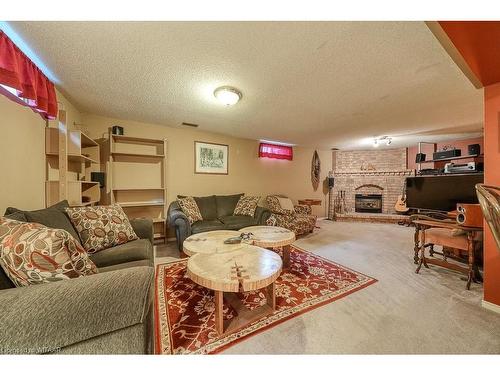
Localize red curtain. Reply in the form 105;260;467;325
259;142;293;160
0;30;57;119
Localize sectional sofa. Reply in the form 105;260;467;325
0;201;154;354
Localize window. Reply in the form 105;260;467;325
0;31;58;119
259;142;293;160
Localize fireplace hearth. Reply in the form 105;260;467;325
355;194;382;213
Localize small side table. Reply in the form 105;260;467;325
298;199;322;207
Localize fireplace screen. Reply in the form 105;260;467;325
355;194;382;213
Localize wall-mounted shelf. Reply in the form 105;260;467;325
418;154;483;164
111;152;164;159
112;134;165;144
415;172;484;178
47;152;98;164
81;133;98;148
69;154;98;164
45;179;100;208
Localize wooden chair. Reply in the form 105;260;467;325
476;184;500;252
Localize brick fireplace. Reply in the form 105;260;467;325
329;148;414;216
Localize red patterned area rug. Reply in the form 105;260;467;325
154;246;376;354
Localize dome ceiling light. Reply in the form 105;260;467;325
373;136;392;147
213;86;242;106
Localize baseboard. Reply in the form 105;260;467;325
481;299;500;314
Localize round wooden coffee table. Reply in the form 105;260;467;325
239;226;296;268
187;246;282;336
183;230;242;256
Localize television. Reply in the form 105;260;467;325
406;174;483;212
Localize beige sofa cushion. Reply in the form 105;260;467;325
277;197;294;211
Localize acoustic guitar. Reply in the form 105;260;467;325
395;180;409;213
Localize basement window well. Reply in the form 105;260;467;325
258;143;293;161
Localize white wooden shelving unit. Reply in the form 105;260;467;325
45;109;101;207
107;132;167;243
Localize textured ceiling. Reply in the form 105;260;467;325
9;21;483;149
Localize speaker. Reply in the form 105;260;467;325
112;126;124;135
468;144;480;156
415;153;426;163
433;149;461;160
327;177;335;189
91;172;106;189
456;203;483;228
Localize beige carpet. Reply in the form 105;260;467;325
155;220;500;354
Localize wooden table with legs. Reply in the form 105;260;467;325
186;246;282;336
412;219;483;289
239;226;296;268
298;199;322;207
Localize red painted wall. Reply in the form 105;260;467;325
484;83;500;306
439;21;500;87
407;137;484;170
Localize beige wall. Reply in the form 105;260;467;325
0;92;331;217
82;114;332;217
0;89;82;214
0;94;45;213
48;89;83;133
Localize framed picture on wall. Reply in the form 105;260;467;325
194;141;229;175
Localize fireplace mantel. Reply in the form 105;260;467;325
334;170;414;176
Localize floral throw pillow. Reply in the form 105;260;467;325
178;197;203;224
234;196;260;217
65;205;138;254
0;218;97;287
